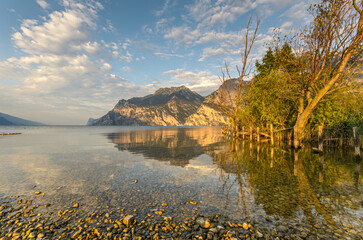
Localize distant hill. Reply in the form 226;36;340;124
0;113;44;126
89;79;242;126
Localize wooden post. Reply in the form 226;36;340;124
353;127;360;159
257;127;260;142
318;126;323;152
270;124;274;145
249;141;252;157
250;126;253;140
242;126;245;140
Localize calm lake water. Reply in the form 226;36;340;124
0;126;362;238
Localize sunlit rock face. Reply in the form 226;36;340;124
185;78;243;126
90;80;243;126
91;85;227;126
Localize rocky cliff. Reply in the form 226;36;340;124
91;86;206;126
90;80;241;126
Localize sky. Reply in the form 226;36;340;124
0;0;315;125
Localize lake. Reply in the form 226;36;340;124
0;126;362;239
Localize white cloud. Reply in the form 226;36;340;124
185;0;253;28
198;47;240;62
163;68;220;94
12;7;97;55
281;1;310;20
163;0;299;48
36;0;50;9
120;51;133;62
153;52;184;58
142;25;153;34
164;26;201;46
0;0;145;124
122;66;132;72
102;19;115;32
155;18;168;33
155;0;170;17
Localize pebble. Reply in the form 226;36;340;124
123;215;135;227
256;230;263;238
0;196;353;240
196;217;211;228
242;222;249;230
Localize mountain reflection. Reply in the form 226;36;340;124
107;127;223;167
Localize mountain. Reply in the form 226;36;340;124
90;80;242;126
185;78;241;126
0;113;44;126
91;86;205;126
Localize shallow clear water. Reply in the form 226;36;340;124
0;126;362;237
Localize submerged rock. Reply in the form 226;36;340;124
196;217;211;228
123;215;135;227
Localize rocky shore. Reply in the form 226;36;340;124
1;194;360;240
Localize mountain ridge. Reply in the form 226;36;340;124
0;112;44;126
89;80;240;126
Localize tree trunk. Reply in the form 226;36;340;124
292;41;356;148
293;102;316;148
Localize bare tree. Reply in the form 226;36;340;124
217;17;260;136
291;0;362;148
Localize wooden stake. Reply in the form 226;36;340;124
257;127;260;142
270;124;274;145
250;126;253;140
318;126;323;152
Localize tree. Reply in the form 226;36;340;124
291;0;362;148
247;43;300;130
217;17;260;136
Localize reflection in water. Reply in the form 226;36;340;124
107;127;223;167
0;126;362;238
217;139;362;238
355;156;361;190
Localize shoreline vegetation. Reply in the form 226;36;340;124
217;0;362;148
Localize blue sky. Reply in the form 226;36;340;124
0;0;314;125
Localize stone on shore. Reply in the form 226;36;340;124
196;217;211;228
123;214;135;227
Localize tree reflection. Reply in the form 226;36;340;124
217;139;362;228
